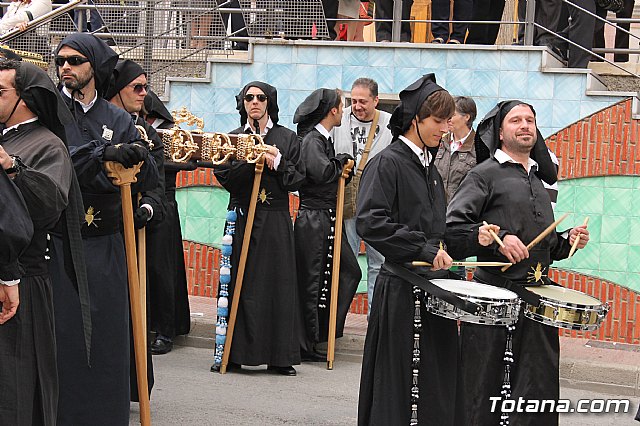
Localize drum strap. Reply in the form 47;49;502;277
384;262;483;315
474;268;542;306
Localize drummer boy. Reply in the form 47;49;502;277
446;100;589;426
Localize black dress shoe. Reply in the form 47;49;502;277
267;366;297;376
301;350;326;362
210;362;240;373
151;338;173;355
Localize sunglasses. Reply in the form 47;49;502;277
54;56;90;67
128;83;149;94
244;94;267;102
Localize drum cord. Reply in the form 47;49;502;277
500;324;516;426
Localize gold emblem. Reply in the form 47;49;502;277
258;188;271;204
527;262;546;283
85;206;102;227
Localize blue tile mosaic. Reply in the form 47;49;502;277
394;49;423;68
527;73;554;100
215;63;242;88
266;44;293;63
474;97;499;121
499;71;528;99
527;51;542;71
553;75;584;102
420;49;447;70
267;63;295;89
394;68;422;91
241;62;267;84
342;47;369;66
292;46;318;64
275;89;290;113
446;68;473;97
190;87;215;113
472;50;501;70
342;66;369;89
552;100;581;129
167;84;191;110
446;49;469;69
472;70;500;98
367;67;394;94
289;90;312;113
215;113;240;133
368;47;395;67
252;44;267;63
529;99;554;131
213;88;240;114
316;65;343;89
291;64;318;90
500;51;529;71
317;46;344;65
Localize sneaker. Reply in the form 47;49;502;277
431;37;445;44
447;39;461;44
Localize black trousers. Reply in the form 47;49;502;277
431;0;473;42
517;0;562;46
375;0;414;42
466;0;504;45
219;0;248;48
593;0;634;62
322;0;339;39
559;0;596;68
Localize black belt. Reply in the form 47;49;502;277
384;261;483;316
474;267;543;307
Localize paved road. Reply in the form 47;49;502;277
130;346;638;425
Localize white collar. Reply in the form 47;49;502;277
62;86;98;113
315;123;331;140
494;148;538;174
2;117;38;135
244;116;273;137
453;128;473;145
399;135;430;167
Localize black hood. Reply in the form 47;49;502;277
389;73;444;139
235;81;279;126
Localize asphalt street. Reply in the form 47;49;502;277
129;346;639;425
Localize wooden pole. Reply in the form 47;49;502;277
105;161;151;426
137;194;147;350
500;213;568;272
220;157;265;374
327;160;354;370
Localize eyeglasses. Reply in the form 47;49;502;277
244;94;267;103
0;88;16;97
128;83;149;94
54;56;90;67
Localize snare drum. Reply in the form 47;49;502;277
523;285;609;331
425;279;520;326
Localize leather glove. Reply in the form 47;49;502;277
134;206;151;229
103;143;149;168
335;153;356;183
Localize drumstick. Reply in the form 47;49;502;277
501;213;569;272
411;261;512;267
482;221;505;249
568;217;589;259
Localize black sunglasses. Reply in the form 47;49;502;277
128;83;149;94
244;94;267;102
54;56;90;67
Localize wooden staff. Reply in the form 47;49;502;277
327;160;354;370
220;156;266;374
568;217;589;259
105;161;151;426
411;261;512;267
501;213;568;272
137;194;148;350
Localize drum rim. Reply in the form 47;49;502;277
525;285;604;309
430;278;519;302
523;309;603;331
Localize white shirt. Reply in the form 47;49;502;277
399;135;431;167
62;86;98;113
450;128;473;153
494;149;538;175
3;116;38;135
314;123;331;140
245;117;281;169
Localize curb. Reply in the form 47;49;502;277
177;319;640;396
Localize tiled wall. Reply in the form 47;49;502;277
166;41;627;139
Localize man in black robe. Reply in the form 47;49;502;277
142;90;192;355
293;88;361;362
446;100;589;426
0;60;87;426
356;74;457;426
50;33;158;426
211;81;304;375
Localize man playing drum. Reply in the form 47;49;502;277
356;74;457;426
446;100;589;425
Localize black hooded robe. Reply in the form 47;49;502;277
213;123;304;367
355;140;458;426
446;158;572;426
0;123;70;426
295;128;361;353
50;98;158;426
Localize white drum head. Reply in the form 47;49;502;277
526;285;602;306
430;279;518;300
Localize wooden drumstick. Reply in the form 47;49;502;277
412;261;512;267
568;217;589;259
482;221;505;249
501;213;569;272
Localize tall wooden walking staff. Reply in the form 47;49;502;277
220;156;266;374
137;194;147;349
327;159;354;370
105;161;151;426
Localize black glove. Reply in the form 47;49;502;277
335;153;356;183
103;143;149;168
134;206;151;229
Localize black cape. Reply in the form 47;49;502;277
355;140;458;426
213;124;304;366
446;157;572;426
295;128;361;351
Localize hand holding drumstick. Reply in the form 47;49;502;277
568;217;590;258
479;221;529;264
479;221;505;248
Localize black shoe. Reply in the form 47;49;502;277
210;362;240;373
267;365;297;376
301;350;325;362
151;338;173;355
